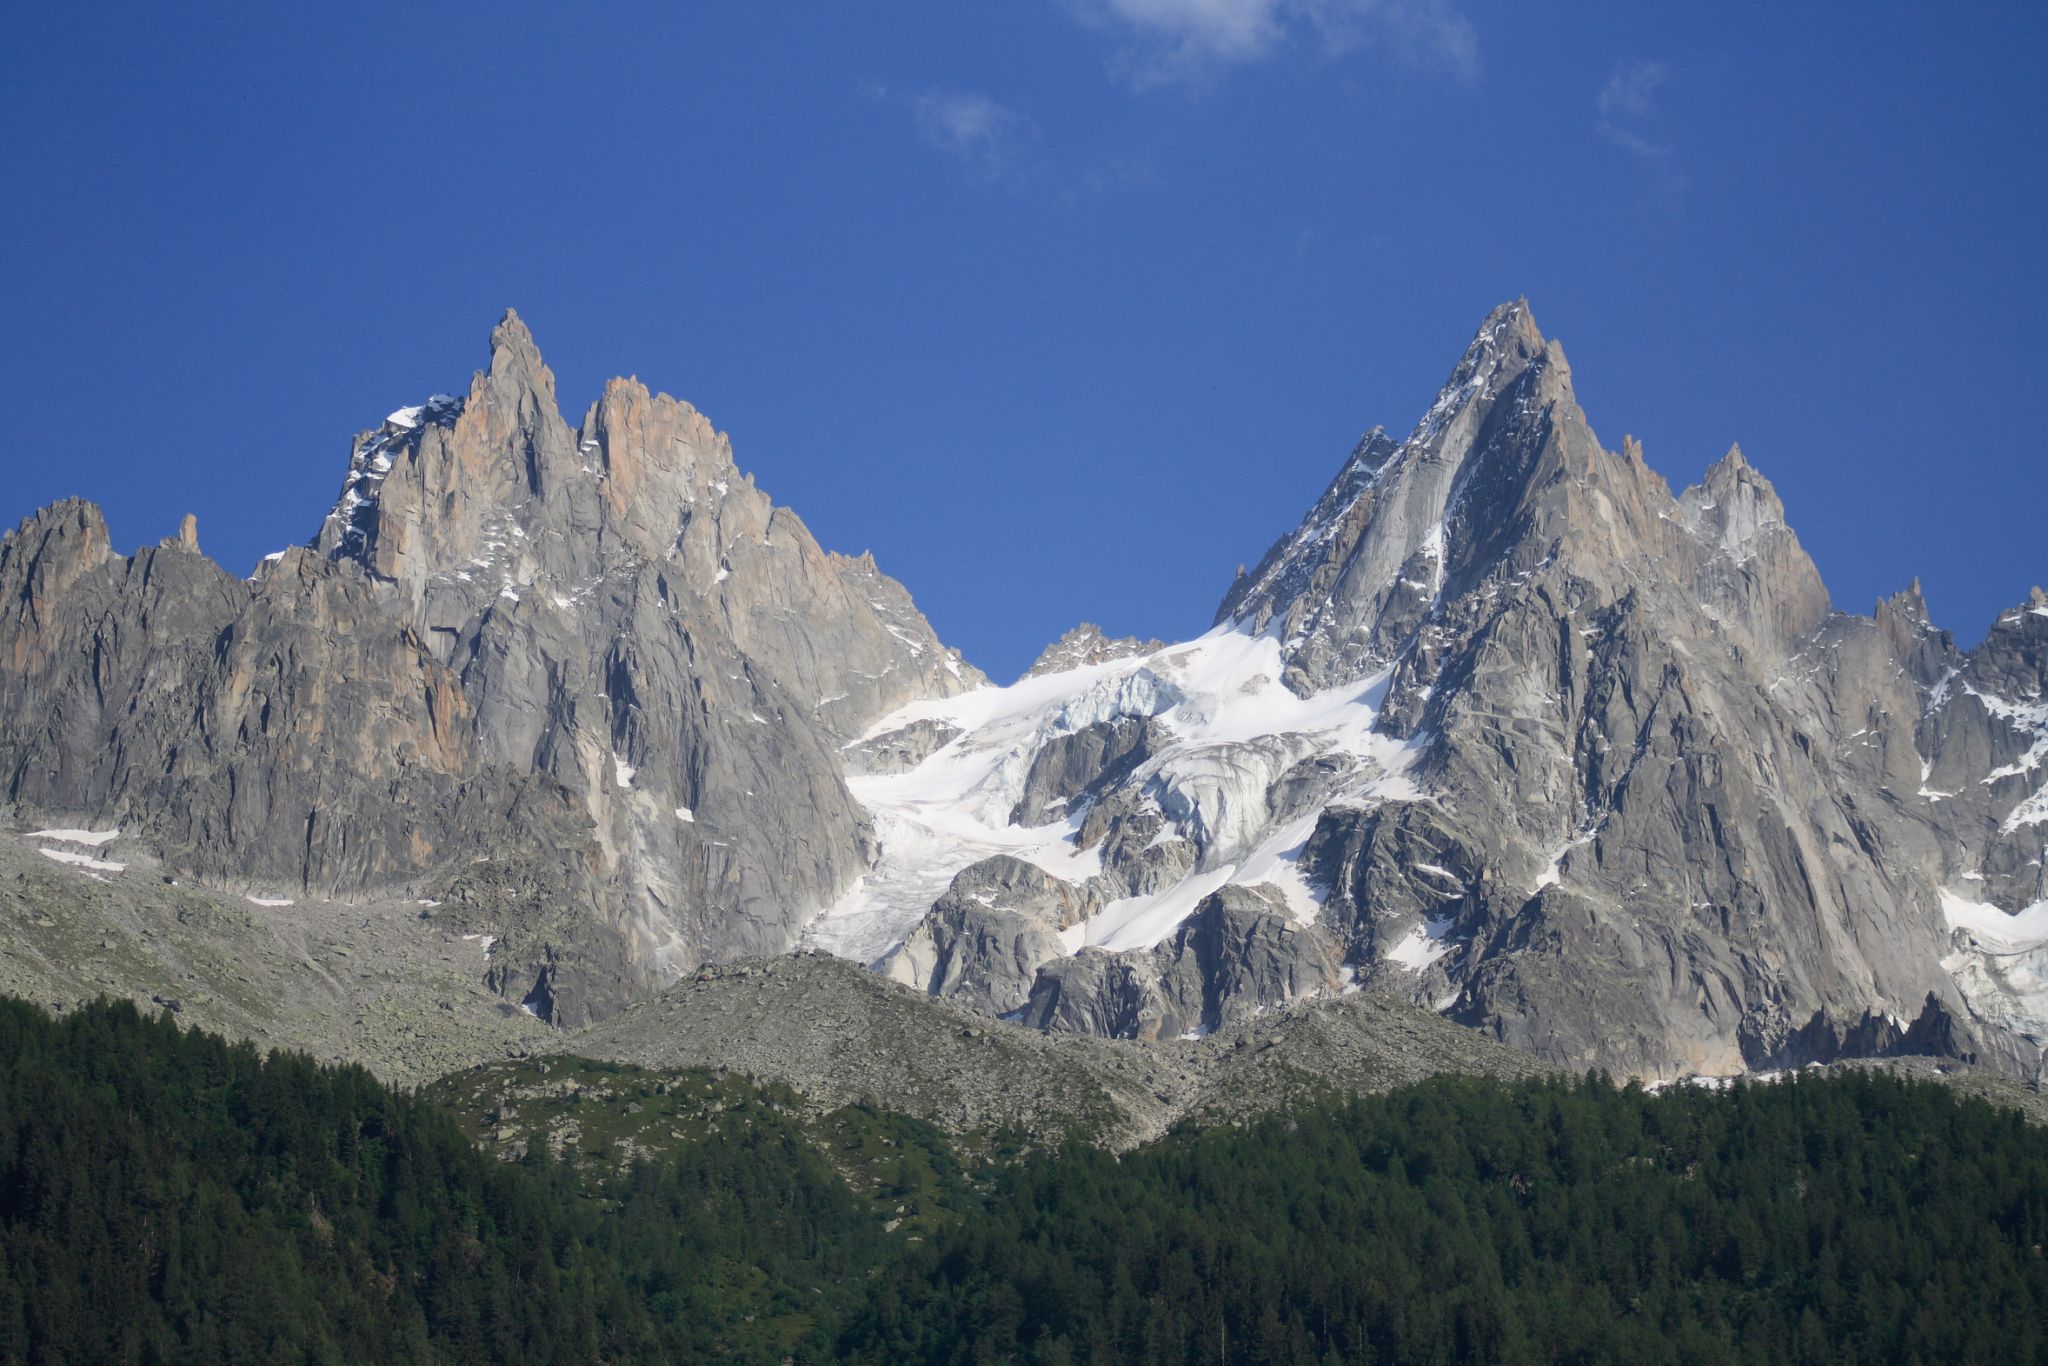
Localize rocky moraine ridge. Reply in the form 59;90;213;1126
2;303;2042;1088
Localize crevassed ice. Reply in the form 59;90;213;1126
1940;890;2048;1041
806;623;1429;964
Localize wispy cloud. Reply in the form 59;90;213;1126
865;84;1041;186
1596;59;1682;190
1597;58;1666;122
1067;0;1478;88
911;91;1038;182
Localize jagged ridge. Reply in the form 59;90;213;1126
0;312;980;1025
833;301;2047;1084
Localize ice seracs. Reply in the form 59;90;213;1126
805;621;1429;976
1940;890;2048;1042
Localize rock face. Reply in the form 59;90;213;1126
0;312;979;1025
826;301;2047;1082
1021;885;1344;1041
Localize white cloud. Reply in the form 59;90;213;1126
1596;58;1681;189
1093;0;1287;63
912;91;1037;182
1068;0;1478;87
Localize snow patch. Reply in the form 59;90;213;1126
1086;864;1239;953
1532;821;1602;894
1941;890;2048;947
26;829;119;846
39;847;124;873
1384;915;1457;971
1410;862;1464;889
246;896;295;908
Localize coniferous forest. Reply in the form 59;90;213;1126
2;996;2045;1364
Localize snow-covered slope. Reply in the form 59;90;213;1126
805;624;1425;970
1941;890;2048;1041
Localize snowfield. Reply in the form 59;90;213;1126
805;624;1428;966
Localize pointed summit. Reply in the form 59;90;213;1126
1680;444;1790;559
1881;577;1930;626
1875;577;1949;669
488;307;542;374
1474;296;1540;356
1215;299;1588;689
480;306;561;422
1405;299;1552;447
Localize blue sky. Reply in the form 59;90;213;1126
3;2;2042;680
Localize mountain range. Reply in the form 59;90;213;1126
3;301;2042;1089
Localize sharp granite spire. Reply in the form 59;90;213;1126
833;299;2047;1081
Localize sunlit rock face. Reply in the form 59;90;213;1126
0;311;977;1025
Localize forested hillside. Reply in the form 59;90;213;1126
2;998;2044;1364
844;1074;2048;1363
0;998;877;1362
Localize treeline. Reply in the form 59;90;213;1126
2;997;2045;1364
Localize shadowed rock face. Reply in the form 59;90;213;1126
854;300;2047;1082
1021;885;1344;1042
0;312;979;1025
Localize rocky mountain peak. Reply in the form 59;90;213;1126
1211;300;1598;692
1884;577;1930;624
1;500;113;659
829;297;2045;1086
490;305;537;356
1677;444;1790;557
0;312;993;1023
1428;298;1546;413
1875;578;1945;668
1025;623;1166;679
